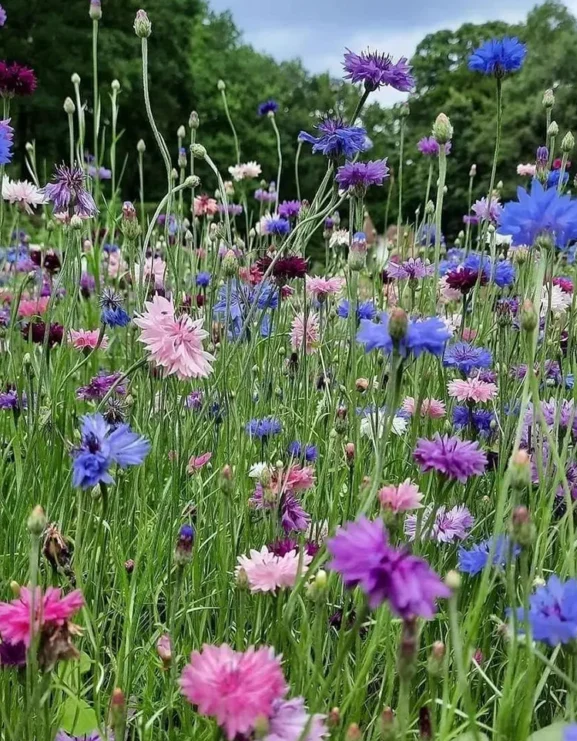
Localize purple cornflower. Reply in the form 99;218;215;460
71;413;150;489
42;164;98;218
471;196;502;223
458;536;520;576
343;49;414;92
468;37;526;77
335;160;389;193
80;272;96;298
218;203;243;216
414;434;488;483
0;6;6;26
405;505;474;543
249;484;310;533
88;165;112;180
516;576;577;646
0;118;13;165
357;312;450;359
0;639;26;667
299;117;371;158
444;342;492;375
254;188;276;203
277;200;301;220
0;389;26;411
327;516;450;617
258;99;279;116
186;390;204;410
417;137;451;156
56;732;106;741
245;417;282;439
268;538;319;558
386;258;433;280
76;372;126;402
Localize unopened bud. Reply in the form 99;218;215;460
110;688;126;738
253;716;269;739
71;73;81;86
469;163;477;177
89;0;102;21
399;103;410;118
445;570;461;590
219;464;234;495
222;249;238;278
70;215;83;231
124;559;134;574
380;708;396;741
389;307;408;344
355;377;369;392
345;442;355;464
177;125;186;139
28;505;46;536
521;299;538;332
542;89;555;109
189;111;200;129
511;505;535;547
111;79;121;93
10;581;21;597
137;139;146;154
156;634;172;668
63;97;76;115
427;640;445;677
174;524;195;566
191;143;207;159
562;131;575;153
425;200;434;216
509;449;531;491
134;9;152;38
184;175;200;189
328;708;341;728
432;113;453;145
345;723;362;741
548;121;559;138
217;79;226;91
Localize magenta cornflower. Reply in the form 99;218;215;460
0;587;84;647
414;434;488;483
0;61;37;97
327;516;450;616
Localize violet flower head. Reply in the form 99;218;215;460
471;196;502;223
0;118;13;165
335;159;389;193
386;258;434;280
343;49;415;92
0;6;6;26
299;117;371;158
277;200;301;220
327;516;450;617
404;504;474;543
258;99;279;116
417;137;451;156
42;164;98;218
414;434;487;483
0;389;27;411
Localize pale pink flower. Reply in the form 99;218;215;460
382;282;398;307
228;161;262;181
68;328;108;351
0;587;84;647
462;327;477;341
378;479;424;513
402;396;446;419
438;276;461;303
305;276;345;300
187;451;212;473
135;256;166;289
194;194;218;217
290;312;319;354
134;294;215;380
448;378;498;403
2;176;47;214
180;644;287;740
235;546;312;593
517;163;536;177
18;296;49;317
265;697;328;741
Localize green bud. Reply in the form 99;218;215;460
184;175;200;188
71;73;81;86
63;97;76;115
217;79;226;91
542;88;555;109
510;505;536;547
509;449;531;491
388;307;408;344
28;505;46;536
133;9;152;38
190;143;207;159
445;570;461;590
137;139;146;154
89;0;102;21
189;111;200;129
521;299;538;332
562;131;575;153
432;113;453;144
222;249;238;278
548;121;559;137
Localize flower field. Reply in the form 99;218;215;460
1;4;577;741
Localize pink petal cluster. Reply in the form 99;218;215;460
18;296;50;317
236;546;313;593
187;451;212;473
448;378;498;403
134;294;215;380
68;328;108;351
517;163;536;177
228;161;262;181
2;177;47;214
194;194;219;217
305;276;345;299
180;644;287;739
402;396;446;419
0;587;84;647
378;479;424;513
290;312;319;354
135;256;166;289
274;464;316;494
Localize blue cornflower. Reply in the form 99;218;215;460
262;216;291;237
565;725;577;741
453;406;495;437
258;99;279;116
213;281;277;340
0;119;14;165
299;116;371;158
468;37;527;77
287;441;318;462
516;576;577;646
498;180;577;249
492;259;516;288
337;299;377;321
245;417;283;439
357;312;451;359
418;223;444;246
458;536;520;575
546;169;569;190
196;271;211;288
444;343;492;375
463;252;491;280
99;288;130;328
71;413;150;489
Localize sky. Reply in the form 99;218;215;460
209;0;577;106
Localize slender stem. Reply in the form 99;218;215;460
350;88;370;125
220;87;240;164
270;114;283;210
295;141;302;202
433;147;447;282
487;77;502;204
92;19;100;207
67;112;75;168
396;115;406;254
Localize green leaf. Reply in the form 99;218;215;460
60;696;99;735
454;734;490;741
528;723;571;741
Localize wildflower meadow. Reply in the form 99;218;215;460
2;3;577;741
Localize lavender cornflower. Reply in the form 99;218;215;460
357;312;450;359
405;505;474;543
414;434;488;483
0;118;13;165
458;536;520;576
245;417;282;440
42;164;98;218
71;413;150;489
56;732;106;741
516;576;577;646
468;37;527;77
218;203;243;216
0;5;6;26
258;99;279;116
278;200;301;220
386;258;433;280
249;484;310;533
186;390;204;410
0;389;26;411
417;137;451;156
80;272;96;298
99;288;130;328
254;188;276;203
444;342;492;375
299;117;371;158
76;372;126;402
337;299;377;321
343;49;414;92
327;516;450;617
471;196;502;223
335;160;389;194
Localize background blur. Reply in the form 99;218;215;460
2;0;577;236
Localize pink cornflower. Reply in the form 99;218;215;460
462;327;477;341
180;644;287;740
438;277;462;303
194;194;219;217
187;451;212;473
18;296;49;317
68;328;108;351
134;294;215;380
135;256;166;289
305;276;345;301
402;397;446;419
448;378;497;403
235;546;312;593
378;479;423;513
274;464;316;494
2;177;47;214
290;312;319;354
517;163;536;177
0;586;84;647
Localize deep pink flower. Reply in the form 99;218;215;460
0;587;84;647
68;328;108;351
378;479;423;513
194;194;219;217
275;465;316;493
18;296;49;317
290;312;319;354
236;546;313;593
180;644;287;739
187;451;212;473
448;378;497;403
305;276;345;300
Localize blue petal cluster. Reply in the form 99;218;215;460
357;312;451;359
337;299;377;321
515;576;577;646
468;37;526;76
245;417;283;439
443;342;493;375
258;99;279;116
287;441;318;462
299;117;371;158
0;119;14;165
458;536;520;575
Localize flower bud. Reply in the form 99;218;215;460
156;634;172;668
217;79;226;91
328;708;340;729
134;9;152;38
111;79;121;93
542;88;555;109
380;708;396;741
137;139;146;154
110;688;126;737
445;570;461;590
344;442;355;465
432;113;453;144
389;307;408;345
222;249;239;278
562;131;575;153
536;146;549;166
124;559;134;574
427;640;445;677
400;103;410;118
191;143;207;159
469;163;477;177
345;723;362;741
253;716;269;739
521;299;538;332
184;175;200;188
63;97;76;115
28;505;46;536
219;464;234;496
508;449;531;491
511;505;536;547
425;200;434;216
548;121;559;138
89;0;102;21
70;215;84;231
397;617;418;680
10;581;20;597
189;110;200;129
174;524;195;567
71;73;81;85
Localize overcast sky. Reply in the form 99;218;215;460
209;0;577;106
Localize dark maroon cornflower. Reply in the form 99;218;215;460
0;61;37;97
267;538;319;558
22;321;63;346
0;640;26;668
343;49;414;92
445;266;488;294
76;372;126;401
42;164;98;218
256;255;309;283
42;251;61;274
